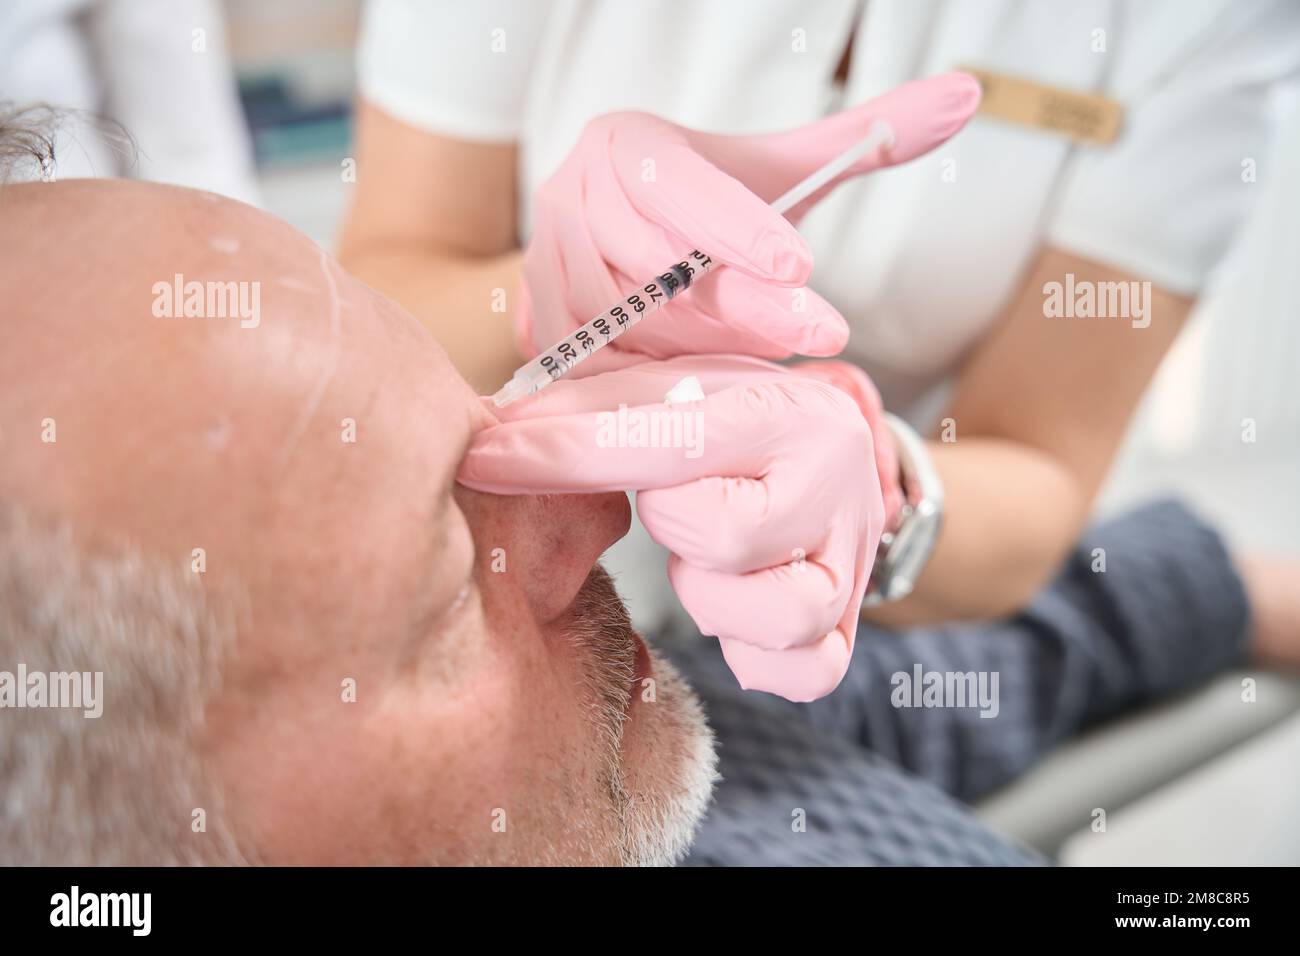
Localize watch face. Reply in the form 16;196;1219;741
883;504;942;599
907;511;943;577
867;414;943;605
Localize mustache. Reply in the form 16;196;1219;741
559;562;720;866
561;564;638;788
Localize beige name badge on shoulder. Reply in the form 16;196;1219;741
958;66;1123;146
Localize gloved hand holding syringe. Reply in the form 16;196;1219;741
492;122;896;408
469;73;982;700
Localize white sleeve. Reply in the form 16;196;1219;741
1046;0;1300;295
356;0;549;143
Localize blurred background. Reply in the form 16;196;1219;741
3;0;1297;864
225;0;358;242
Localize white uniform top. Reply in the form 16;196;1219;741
357;0;1300;633
359;0;1300;427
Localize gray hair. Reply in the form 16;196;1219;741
0;104;57;180
0;103;134;182
0;505;246;864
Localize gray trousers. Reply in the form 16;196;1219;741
666;500;1251;866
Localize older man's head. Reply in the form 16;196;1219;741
0;176;715;865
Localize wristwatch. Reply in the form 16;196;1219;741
863;413;945;605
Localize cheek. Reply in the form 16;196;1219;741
443;599;595;773
356;634;605;863
212;577;611;863
211;649;594;865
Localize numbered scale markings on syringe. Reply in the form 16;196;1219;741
491;121;895;408
538;251;713;378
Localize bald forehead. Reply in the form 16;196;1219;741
0;179;480;565
1;180;339;468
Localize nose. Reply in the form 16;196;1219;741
455;487;632;622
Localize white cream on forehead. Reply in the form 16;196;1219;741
663;376;705;405
210;236;240;254
274;248;344;470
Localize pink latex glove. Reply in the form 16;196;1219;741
458;355;885;702
790;359;904;531
517;72;982;371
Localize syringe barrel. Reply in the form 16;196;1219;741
493;123;897;409
531;249;716;384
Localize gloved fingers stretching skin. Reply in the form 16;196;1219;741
458;356;884;701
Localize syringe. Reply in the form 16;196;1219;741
491;121;896;407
